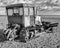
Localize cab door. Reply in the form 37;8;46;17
24;7;35;27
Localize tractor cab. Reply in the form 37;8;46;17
6;3;37;27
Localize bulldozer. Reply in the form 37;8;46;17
4;3;44;42
0;3;58;42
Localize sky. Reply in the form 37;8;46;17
0;0;60;7
0;0;60;4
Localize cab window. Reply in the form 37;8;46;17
29;7;34;15
8;9;13;16
19;8;23;15
24;7;29;15
14;8;19;13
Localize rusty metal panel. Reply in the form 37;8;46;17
8;16;23;24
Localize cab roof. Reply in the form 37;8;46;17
6;3;35;8
6;3;23;8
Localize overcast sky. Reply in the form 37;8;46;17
0;0;60;6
